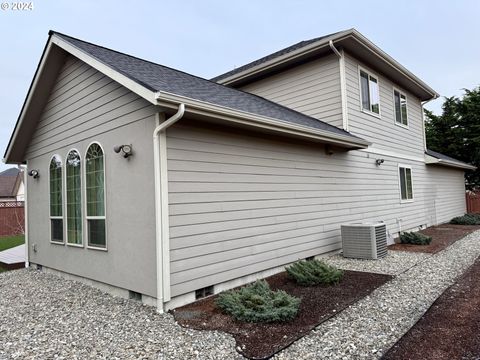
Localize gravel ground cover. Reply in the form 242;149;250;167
0;270;240;360
323;250;429;275
274;230;480;360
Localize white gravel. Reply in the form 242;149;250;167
323;250;430;275
0;270;239;360
1;231;479;360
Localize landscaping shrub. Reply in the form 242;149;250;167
399;231;432;245
216;280;300;323
450;213;480;225
286;259;343;286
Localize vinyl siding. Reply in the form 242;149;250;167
239;54;343;128
25;55;159;297
344;52;426;158
167;122;466;297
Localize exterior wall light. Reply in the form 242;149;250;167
375;159;385;166
28;169;40;179
113;144;133;158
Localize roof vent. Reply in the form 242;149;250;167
341;222;387;260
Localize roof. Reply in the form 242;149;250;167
211;31;341;82
425;149;476;170
212;29;439;101
53;32;359;139
3;31;370;164
0;168;21;198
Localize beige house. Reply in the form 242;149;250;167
4;29;474;311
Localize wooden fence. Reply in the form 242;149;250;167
466;192;480;214
0;201;25;237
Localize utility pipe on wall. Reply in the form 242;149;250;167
153;103;185;313
329;40;349;131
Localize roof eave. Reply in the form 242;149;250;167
155;91;370;149
425;154;476;170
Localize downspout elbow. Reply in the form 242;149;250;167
154;103;185;138
329;40;342;58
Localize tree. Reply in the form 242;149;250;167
425;87;480;189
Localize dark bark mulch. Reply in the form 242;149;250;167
383;257;480;360
388;224;480;254
173;270;392;359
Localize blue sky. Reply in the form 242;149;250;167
1;0;479;171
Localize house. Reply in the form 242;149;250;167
3;29;475;311
0;168;24;202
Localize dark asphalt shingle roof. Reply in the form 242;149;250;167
211;31;342;82
53;32;363;142
425;149;473;168
0;168;20;198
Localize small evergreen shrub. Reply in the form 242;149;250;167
286;259;343;286
450;213;480;225
215;280;300;323
399;231;432;245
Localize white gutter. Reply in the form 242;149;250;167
153;103;185;313
329;41;349;131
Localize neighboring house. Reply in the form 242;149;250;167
3;29;475;311
0;168;24;202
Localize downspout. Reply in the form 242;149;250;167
153;103;185;313
329;40;349;131
421;95;439;151
23;163;29;268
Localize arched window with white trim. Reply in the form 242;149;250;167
49;155;63;243
85;143;106;248
66;149;82;245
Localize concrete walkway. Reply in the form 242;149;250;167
0;244;25;266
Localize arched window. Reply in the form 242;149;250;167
66;150;82;245
85;143;106;248
49;155;63;243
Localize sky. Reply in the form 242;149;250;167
1;0;479;171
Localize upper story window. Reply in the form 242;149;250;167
49;155;63;243
399;165;413;202
85;143;106;249
394;89;408;126
359;69;380;115
66;149;82;246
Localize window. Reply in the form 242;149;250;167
66;150;82;245
394;89;408;126
360;69;380;114
85;143;106;248
49;155;63;243
399;166;413;201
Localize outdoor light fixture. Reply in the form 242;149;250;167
28;169;39;179
375;159;385;166
113;144;133;158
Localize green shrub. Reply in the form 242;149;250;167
450;213;480;225
286;259;343;286
399;231;432;245
216;280;300;323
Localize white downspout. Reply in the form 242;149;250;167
23;163;29;268
329;40;349;131
153;103;185;313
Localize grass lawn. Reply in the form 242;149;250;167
0;234;25;252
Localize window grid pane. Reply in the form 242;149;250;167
86;144;106;247
49;156;62;217
66;150;82;244
51;219;63;242
369;76;380;114
400;94;408;125
394;90;402;123
399;167;407;200
406;168;413;199
360;71;370;110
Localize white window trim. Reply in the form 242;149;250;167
65;148;84;248
48;154;65;245
358;65;381;118
84;141;108;251
393;87;409;129
398;163;414;203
